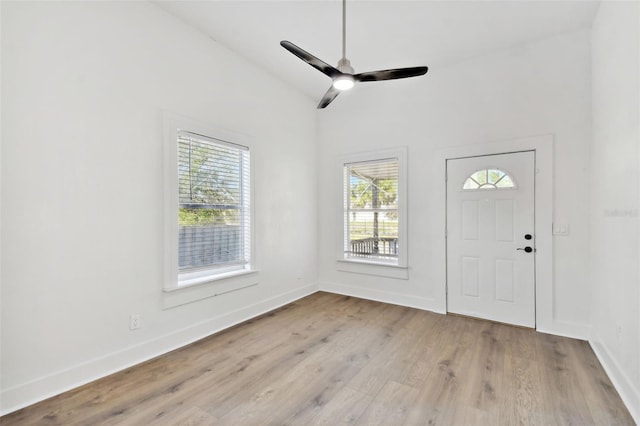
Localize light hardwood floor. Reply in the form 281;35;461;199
2;292;634;425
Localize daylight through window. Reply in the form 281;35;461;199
177;131;250;283
344;159;399;263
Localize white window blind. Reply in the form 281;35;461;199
177;130;250;281
344;158;399;263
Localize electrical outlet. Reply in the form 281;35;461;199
129;314;141;330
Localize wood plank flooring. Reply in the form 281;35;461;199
2;292;634;425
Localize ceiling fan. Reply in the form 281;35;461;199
280;0;428;109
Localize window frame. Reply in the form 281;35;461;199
164;113;255;292
338;147;408;276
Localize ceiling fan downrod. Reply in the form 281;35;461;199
342;0;347;61
334;0;354;89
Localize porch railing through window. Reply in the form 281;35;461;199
348;237;398;258
179;225;242;269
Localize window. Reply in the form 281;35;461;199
463;168;516;190
341;147;407;271
164;114;252;291
178;131;250;283
344;159;399;263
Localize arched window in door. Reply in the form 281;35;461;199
463;168;516;190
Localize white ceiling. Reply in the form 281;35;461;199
154;0;600;102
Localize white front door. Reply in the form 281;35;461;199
446;151;535;327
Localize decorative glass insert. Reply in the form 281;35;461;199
463;168;516;190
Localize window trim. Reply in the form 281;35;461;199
163;112;255;293
339;147;408;273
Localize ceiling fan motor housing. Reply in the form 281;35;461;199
337;58;354;74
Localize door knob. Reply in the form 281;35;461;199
517;246;533;253
524;234;532;240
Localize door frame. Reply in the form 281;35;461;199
433;134;553;333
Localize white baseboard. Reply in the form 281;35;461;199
319;282;591;342
537;319;590;341
0;283;319;416
589;339;640;424
319;281;444;314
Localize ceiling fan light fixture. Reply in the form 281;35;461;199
333;75;355;91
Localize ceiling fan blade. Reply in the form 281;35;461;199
317;85;340;109
280;41;341;79
354;66;428;82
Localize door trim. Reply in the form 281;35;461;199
432;134;553;333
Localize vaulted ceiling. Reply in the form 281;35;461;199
155;1;600;102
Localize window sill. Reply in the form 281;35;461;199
168;268;257;292
337;259;409;280
163;269;259;309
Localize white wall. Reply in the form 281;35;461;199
317;29;592;338
0;1;318;413
590;1;640;421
